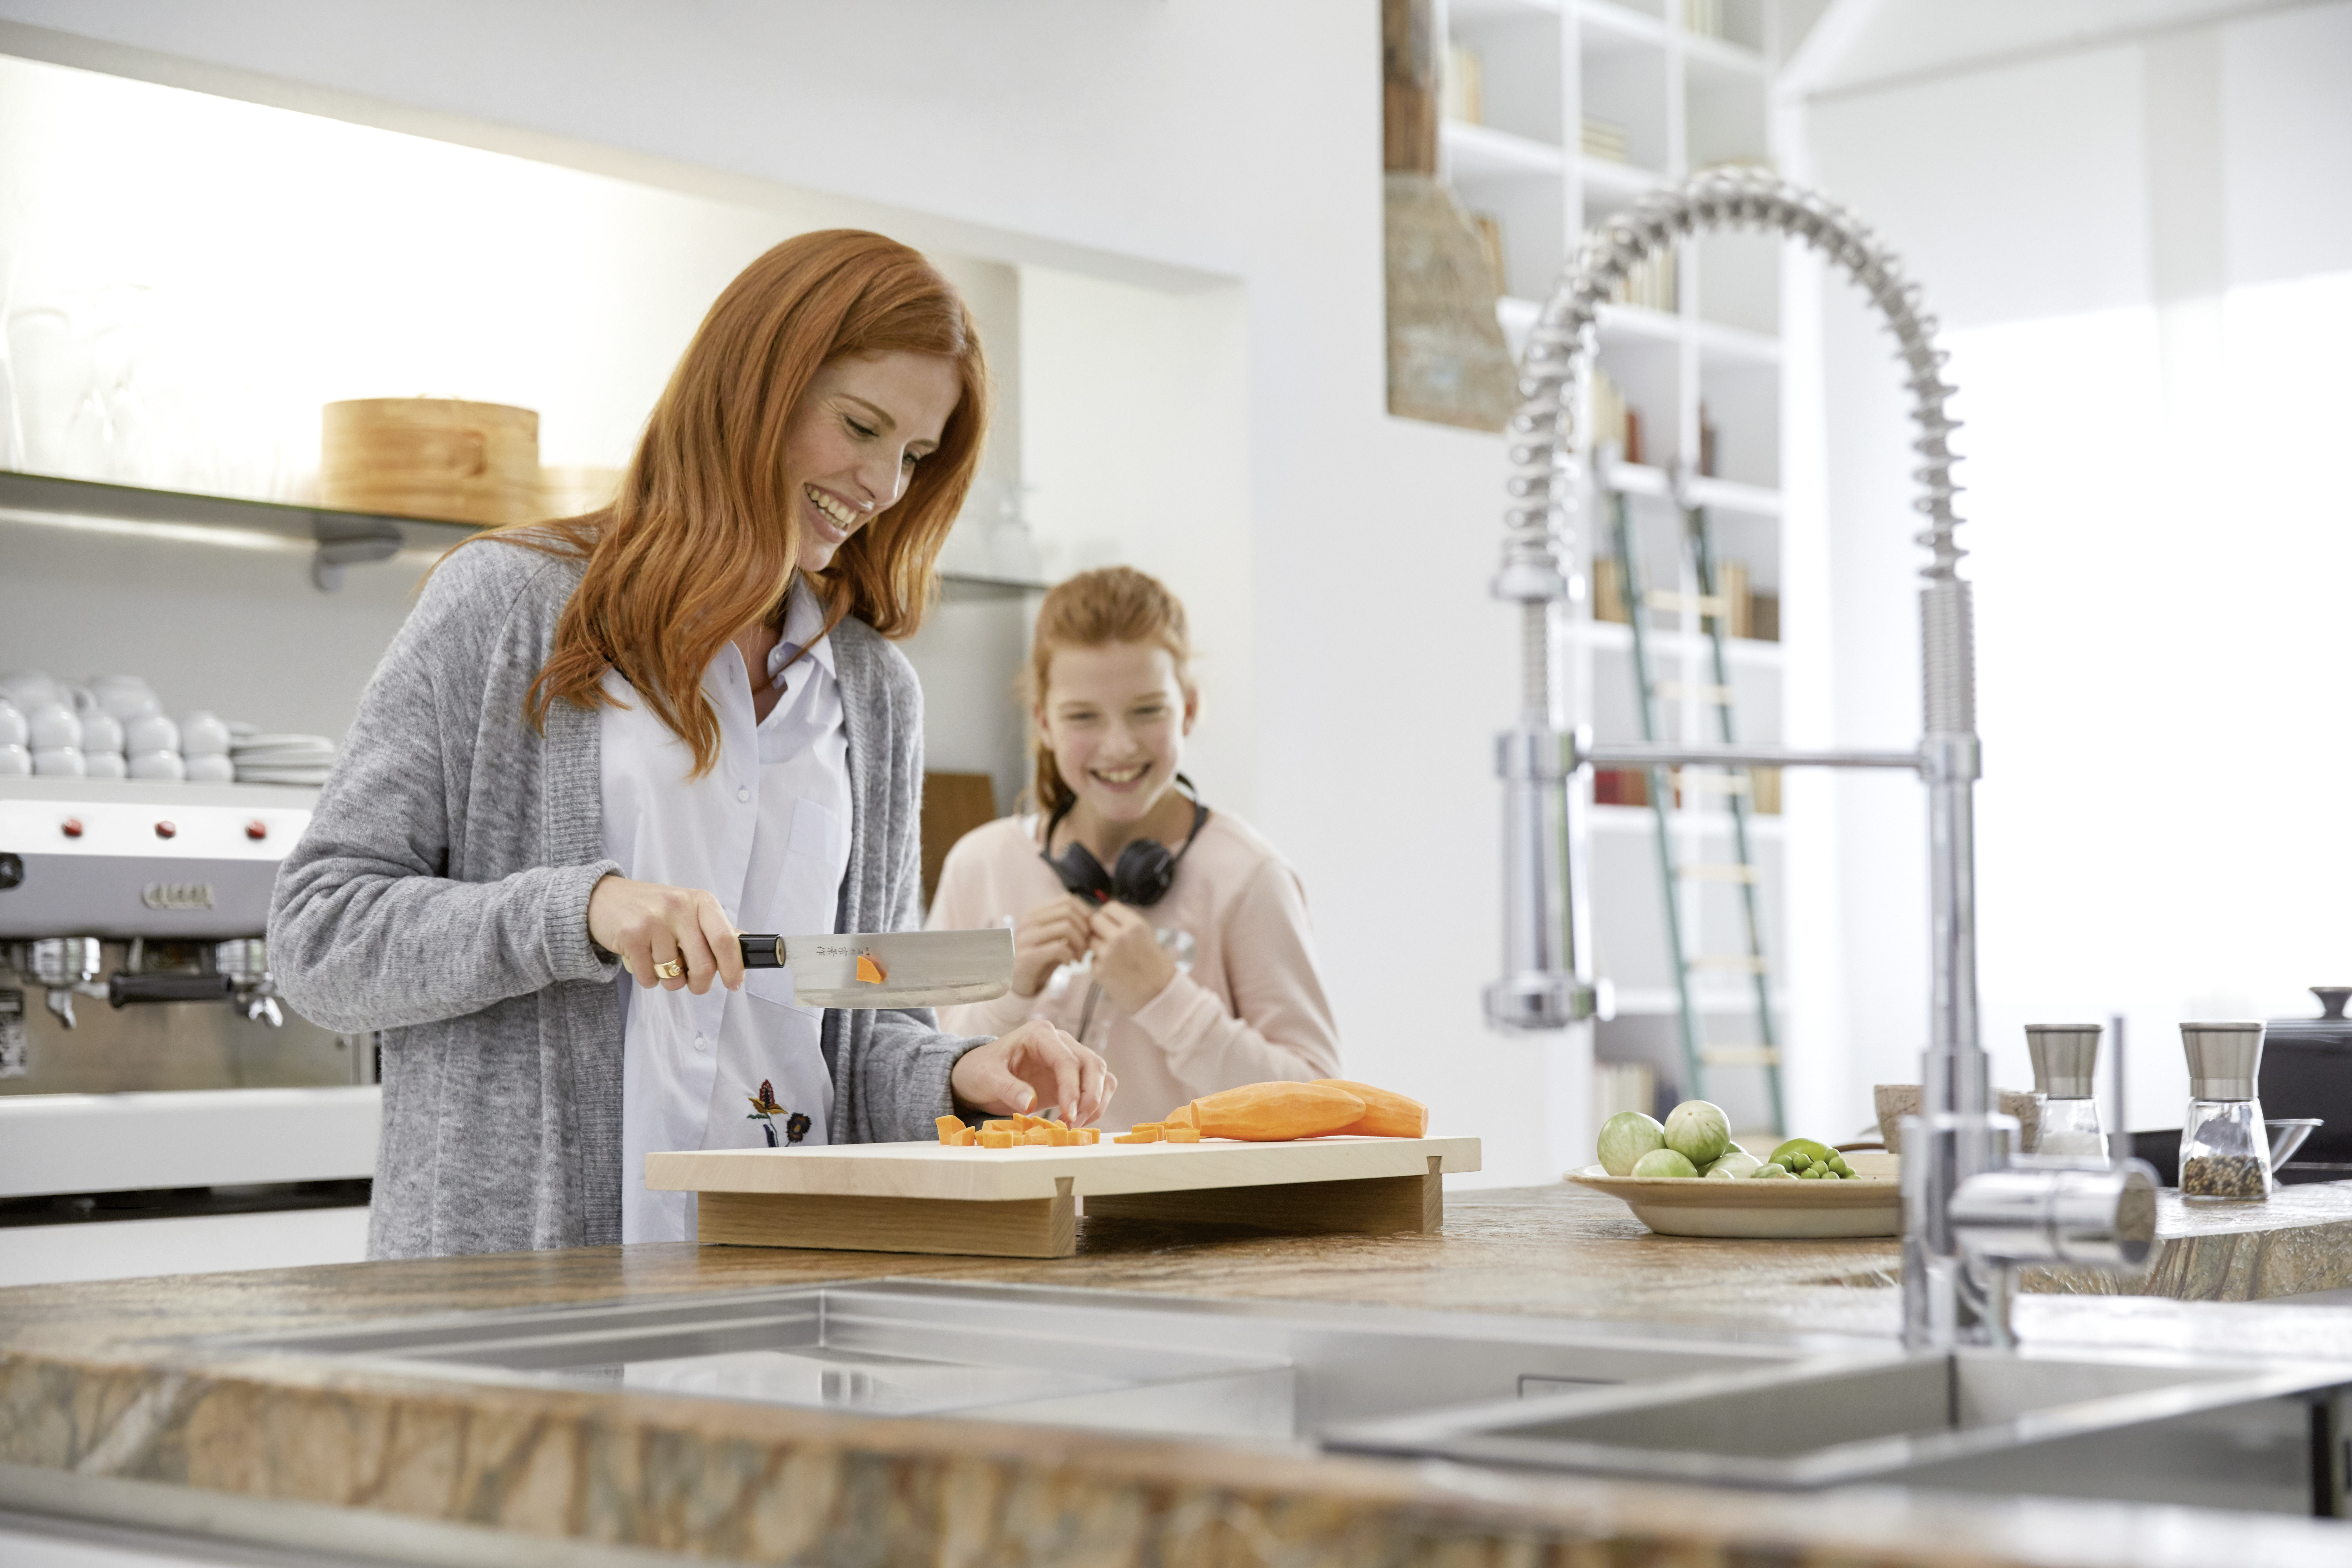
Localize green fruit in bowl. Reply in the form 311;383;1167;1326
1663;1100;1731;1165
1597;1111;1667;1176
1768;1137;1834;1168
1748;1162;1794;1179
1630;1148;1700;1179
1702;1150;1761;1180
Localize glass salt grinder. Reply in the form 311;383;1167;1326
2179;1021;2271;1202
2025;1024;2107;1158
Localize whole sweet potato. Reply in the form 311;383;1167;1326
1190;1082;1366;1141
1315;1079;1428;1138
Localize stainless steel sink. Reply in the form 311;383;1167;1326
210;1278;1840;1444
1327;1346;2352;1515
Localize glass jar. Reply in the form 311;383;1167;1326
2025;1023;2107;1160
2180;1097;2271;1201
2179;1021;2271;1202
2036;1096;2108;1159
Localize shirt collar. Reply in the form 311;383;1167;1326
767;577;837;682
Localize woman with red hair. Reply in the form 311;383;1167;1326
271;231;1110;1257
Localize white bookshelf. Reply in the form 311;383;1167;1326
1440;0;1789;1120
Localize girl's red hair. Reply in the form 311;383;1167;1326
471;229;988;774
1024;566;1195;816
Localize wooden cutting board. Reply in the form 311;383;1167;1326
648;1136;1482;1259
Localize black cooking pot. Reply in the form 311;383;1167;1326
2262;986;2352;1166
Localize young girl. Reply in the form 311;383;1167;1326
928;567;1340;1126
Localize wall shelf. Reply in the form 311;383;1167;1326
0;470;1047;601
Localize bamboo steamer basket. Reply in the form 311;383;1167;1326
320;398;542;526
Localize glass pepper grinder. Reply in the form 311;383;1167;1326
2179;1021;2271;1202
2025;1023;2107;1158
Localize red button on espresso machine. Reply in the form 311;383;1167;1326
245;820;268;841
60;817;83;838
154;821;177;839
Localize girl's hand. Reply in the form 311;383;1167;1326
587;874;744;994
951;1019;1116;1126
1011;894;1096;997
1088;902;1178;1013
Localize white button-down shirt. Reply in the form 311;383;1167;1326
601;580;852;1243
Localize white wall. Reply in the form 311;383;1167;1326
1791;3;2352;1137
0;2;1579;1182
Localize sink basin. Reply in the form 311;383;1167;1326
1326;1346;2352;1515
210;1278;1839;1444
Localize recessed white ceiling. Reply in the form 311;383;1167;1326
1795;0;2321;99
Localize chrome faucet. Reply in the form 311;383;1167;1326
1488;168;2155;1349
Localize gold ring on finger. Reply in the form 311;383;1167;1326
653;959;685;981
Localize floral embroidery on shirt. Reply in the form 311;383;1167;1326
785;1111;812;1145
746;1079;784;1147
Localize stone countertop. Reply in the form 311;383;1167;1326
4;1182;2352;1567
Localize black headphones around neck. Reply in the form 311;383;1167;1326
1040;775;1210;909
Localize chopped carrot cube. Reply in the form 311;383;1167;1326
1021;1128;1053;1146
1163;1127;1201;1143
855;953;885;984
1111;1132;1153;1143
955;1127;978;1146
1075;1127;1100;1145
1044;1124;1071;1146
978;1130;1014;1148
935;1115;966;1145
981;1119;1016;1133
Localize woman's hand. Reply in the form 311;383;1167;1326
1087;902;1179;1013
1011;894;1096;998
951;1019;1116;1126
587;874;744;994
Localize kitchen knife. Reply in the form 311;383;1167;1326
737;927;1012;1009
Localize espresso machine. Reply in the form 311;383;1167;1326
0;775;377;1243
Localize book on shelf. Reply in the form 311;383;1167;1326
1591;551;1772;645
1443;43;1484;126
1588;366;1641;465
1749;593;1779;643
1611;249;1677;312
1682;0;1726;40
1580;117;1628;163
1594;765;1780;815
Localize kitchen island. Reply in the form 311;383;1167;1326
4;1180;2351;1566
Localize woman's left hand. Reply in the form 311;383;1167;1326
1087;902;1178;1013
952;1018;1116;1126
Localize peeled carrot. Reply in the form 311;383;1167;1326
1314;1079;1428;1138
1190;1082;1365;1141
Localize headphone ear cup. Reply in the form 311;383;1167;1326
1111;839;1177;908
1048;843;1114;904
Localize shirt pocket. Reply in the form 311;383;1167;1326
743;797;850;1016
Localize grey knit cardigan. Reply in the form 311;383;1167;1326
269;538;974;1259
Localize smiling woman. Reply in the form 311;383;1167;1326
267;230;1113;1257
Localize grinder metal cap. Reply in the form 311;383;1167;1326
2025;1023;2103;1100
2180;1021;2265;1101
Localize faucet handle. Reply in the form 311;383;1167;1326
1948;1160;2159;1272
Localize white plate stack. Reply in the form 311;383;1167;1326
230;733;338;787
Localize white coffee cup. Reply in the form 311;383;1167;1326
0;703;26;749
31;745;86;777
91;676;161;721
0;745;30;776
125;713;180;754
184;752;235;783
79;710;125;755
0;672;58;711
26;701;81;751
179;710;232;758
127;749;187;781
84;750;128;779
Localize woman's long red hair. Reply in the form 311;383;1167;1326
471;229;988;774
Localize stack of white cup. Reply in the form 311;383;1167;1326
0;672;238;784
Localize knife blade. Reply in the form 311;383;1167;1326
737;927;1012;1008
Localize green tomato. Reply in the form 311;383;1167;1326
1702;1150;1762;1180
1630;1148;1700;1179
1748;1162;1794;1180
1663;1100;1731;1166
1597;1111;1667;1176
1770;1138;1834;1167
1798;1165;1823;1179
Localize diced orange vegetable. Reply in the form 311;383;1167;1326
982;1119;1017;1133
956;1127;978;1146
936;1114;966;1145
1190;1082;1365;1141
1314;1079;1428;1138
1132;1121;1164;1135
1045;1124;1072;1146
1075;1127;1100;1145
978;1129;1014;1148
1163;1126;1202;1143
1111;1132;1153;1143
855;953;886;984
1021;1128;1054;1146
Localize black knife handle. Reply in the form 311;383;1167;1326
738;935;786;969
